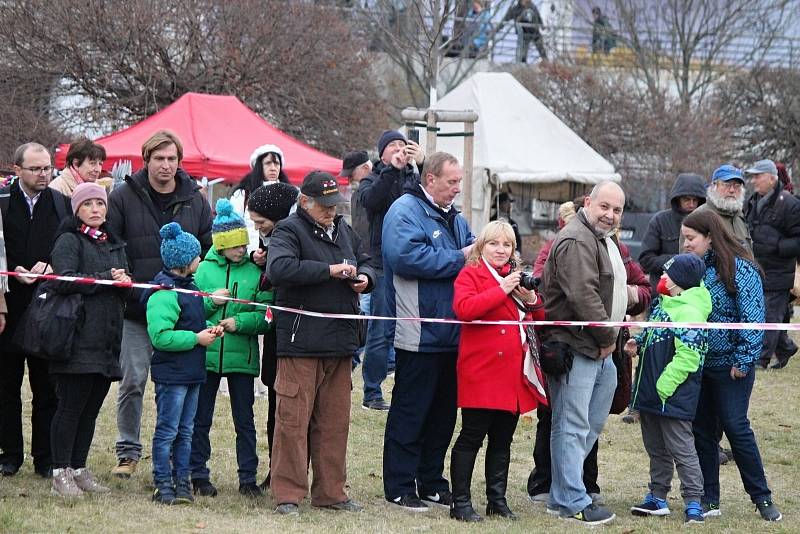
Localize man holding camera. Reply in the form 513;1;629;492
355;130;424;411
540;181;627;526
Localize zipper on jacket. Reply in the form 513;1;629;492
218;263;232;372
290;305;304;343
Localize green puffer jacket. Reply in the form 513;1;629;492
195;247;272;376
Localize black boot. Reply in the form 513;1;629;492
449;448;483;522
485;449;517;520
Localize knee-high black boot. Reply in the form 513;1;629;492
449;448;483;522
485;448;517;520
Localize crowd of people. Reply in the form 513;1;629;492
0;131;790;526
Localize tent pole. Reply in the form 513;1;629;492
462;120;474;227
426;109;437;153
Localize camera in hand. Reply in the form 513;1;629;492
519;272;541;291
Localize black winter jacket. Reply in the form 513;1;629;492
49;217;130;379
266;207;376;358
745;181;800;291
106;168;213;320
356;160;419;271
638;173;707;291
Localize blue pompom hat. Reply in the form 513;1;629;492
212;198;249;250
160;222;201;269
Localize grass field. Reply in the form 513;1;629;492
1;346;798;533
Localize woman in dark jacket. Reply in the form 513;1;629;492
243;182;298;489
49;183;131;498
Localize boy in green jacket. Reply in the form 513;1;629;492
626;254;711;524
189;199;271;498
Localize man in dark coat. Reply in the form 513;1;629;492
744;159;800;369
504;0;547;62
105;130;212;478
0;142;71;477
355;131;424;411
639;173;706;292
266;171;375;516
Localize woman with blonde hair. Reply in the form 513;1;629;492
450;221;547;521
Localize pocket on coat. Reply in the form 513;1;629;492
274;378;300;428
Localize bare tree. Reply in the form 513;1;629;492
0;0;389;159
352;0;510;108
598;0;797;107
514;63;732;211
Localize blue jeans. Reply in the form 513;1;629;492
549;353;617;515
363;275;391;403
152;383;200;484
693;366;771;504
190;372;258;484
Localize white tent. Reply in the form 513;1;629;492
429;71;620;230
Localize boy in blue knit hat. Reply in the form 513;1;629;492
626;254;711;524
145;222;225;505
189;199;271;499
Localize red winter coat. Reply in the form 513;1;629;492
453;260;546;413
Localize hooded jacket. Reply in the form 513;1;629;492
145;270;208;385
266;207;375;358
194;247;271;376
355;160;419;272
382;184;474;353
632;285;712;420
49;217;130;379
744;180;800;291
106;168;213;320
639;174;706;290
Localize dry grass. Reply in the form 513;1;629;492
1;341;799;533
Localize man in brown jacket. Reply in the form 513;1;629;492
540;181;626;526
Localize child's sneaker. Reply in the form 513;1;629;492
174;479;194;504
685;501;704;524
152;483;176;505
631;492;670;516
702;502;721;517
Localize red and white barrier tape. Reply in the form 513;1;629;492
2;270;797;331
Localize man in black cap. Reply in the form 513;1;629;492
266;171;376;516
744;159;800;369
491;192;523;255
355;131;425;411
340;150;372;254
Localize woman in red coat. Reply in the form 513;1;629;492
449;221;546;522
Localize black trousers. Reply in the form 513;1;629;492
0;341;57;472
453;408;518;455
527;404;600;496
51;373;111;469
383;350;457;499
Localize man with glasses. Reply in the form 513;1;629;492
0;142;70;477
681;165;752;252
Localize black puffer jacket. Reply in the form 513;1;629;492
638;173;706;290
49;217;130;379
355;160;419;271
266;207;376;358
745;180;800;291
106;168;212;320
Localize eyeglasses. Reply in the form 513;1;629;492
716;181;743;190
20;166;53;175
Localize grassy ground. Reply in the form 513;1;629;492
1;347;799;533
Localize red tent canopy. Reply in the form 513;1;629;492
55;92;343;185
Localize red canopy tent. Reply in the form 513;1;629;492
55;92;343;185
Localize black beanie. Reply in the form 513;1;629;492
377;130;407;159
664;253;706;290
247;182;298;222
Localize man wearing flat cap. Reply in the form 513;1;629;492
266;171;376;515
744;159;800;369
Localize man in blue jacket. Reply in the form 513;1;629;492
381;152;474;512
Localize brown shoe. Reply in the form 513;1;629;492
73;468;111;493
111;458;138;479
51;468;84;498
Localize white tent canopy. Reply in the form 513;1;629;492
428;71;620;229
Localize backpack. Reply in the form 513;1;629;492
13;280;84;361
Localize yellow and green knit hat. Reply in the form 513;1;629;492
212;198;249;250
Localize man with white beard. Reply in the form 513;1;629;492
680;165;752;252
